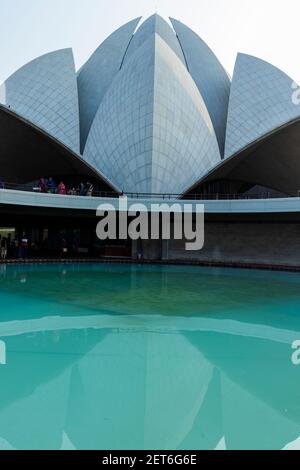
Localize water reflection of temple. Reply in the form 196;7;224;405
0;311;300;450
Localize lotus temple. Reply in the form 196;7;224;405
0;14;300;268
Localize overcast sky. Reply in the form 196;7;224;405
0;0;299;83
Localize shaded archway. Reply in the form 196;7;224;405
183;117;300;197
0;105;119;193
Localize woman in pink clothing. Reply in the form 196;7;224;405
38;178;47;193
57;181;66;195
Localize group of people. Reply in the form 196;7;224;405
37;178;94;197
0;234;29;260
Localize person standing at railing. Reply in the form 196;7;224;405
79;182;85;196
0;236;7;260
5;233;12;259
20;233;29;258
38;178;47;193
61;238;68;257
86;182;94;197
13;238;19;258
57;181;66;195
68;187;77;196
47;177;57;194
0;179;4;189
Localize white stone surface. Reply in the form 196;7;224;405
77;17;140;152
225;53;300;158
0;49;80;152
171;18;230;156
84;34;220;194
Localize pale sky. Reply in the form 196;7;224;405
0;0;300;83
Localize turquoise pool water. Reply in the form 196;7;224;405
0;263;300;450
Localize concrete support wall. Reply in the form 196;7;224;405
160;222;300;267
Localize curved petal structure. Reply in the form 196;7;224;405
2;15;299;198
225;53;300;159
123;14;186;68
84;33;220;194
77;17;141;152
84;35;155;194
170;18;230;156
152;36;220;194
0;49;80;153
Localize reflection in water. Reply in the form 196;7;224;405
0;264;299;450
283;436;300;450
0;340;6;365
